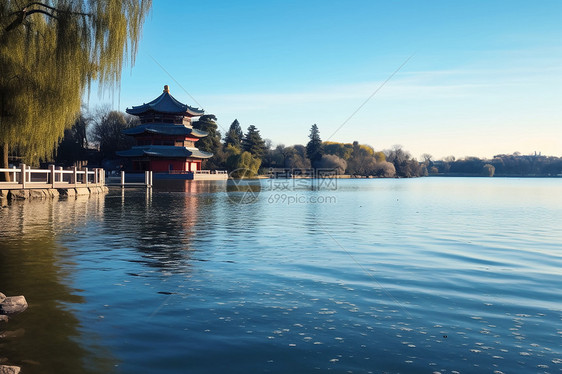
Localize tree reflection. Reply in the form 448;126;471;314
0;197;116;374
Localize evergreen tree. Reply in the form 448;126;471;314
192;114;222;153
192;114;224;169
0;0;151;180
242;125;266;158
224;119;243;149
306;124;323;164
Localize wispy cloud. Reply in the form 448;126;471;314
199;63;562;111
192;61;562;159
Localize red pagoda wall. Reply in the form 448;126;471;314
149;159;201;172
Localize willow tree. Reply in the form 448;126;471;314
0;1;151;180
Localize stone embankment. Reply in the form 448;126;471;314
0;186;109;207
0;292;29;374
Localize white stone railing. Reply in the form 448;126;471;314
194;170;227;174
168;170;192;174
0;164;105;189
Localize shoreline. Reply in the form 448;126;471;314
0;186;109;208
0;292;28;374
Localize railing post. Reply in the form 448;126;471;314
21;163;26;188
49;164;56;188
150;171;153;187
12;165;17;182
144;171;149;186
120;171;125;187
84;167;89;186
58;167;63;183
72;166;77;185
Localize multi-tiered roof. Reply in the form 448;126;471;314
117;85;212;171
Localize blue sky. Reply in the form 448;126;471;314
89;0;562;159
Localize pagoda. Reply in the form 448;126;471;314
117;85;212;173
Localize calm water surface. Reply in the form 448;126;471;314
1;178;561;373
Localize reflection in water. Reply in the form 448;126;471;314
2;178;560;374
0;196;116;374
104;181;227;272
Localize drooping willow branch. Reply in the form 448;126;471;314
0;0;151;166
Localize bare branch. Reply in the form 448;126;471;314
6;1;92;31
25;9;59;19
25;2;92;16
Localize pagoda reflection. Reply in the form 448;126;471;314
111;181;226;273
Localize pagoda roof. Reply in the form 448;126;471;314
122;123;208;137
126;85;204;116
116;146;213;159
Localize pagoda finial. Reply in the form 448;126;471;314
163;85;169;93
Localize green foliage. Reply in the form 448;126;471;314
192;114;221;153
373;151;386;163
323;141;353;160
239;151;261;176
224;144;241;171
242;125;266;158
345;141;374;176
224;119;243;149
225;144;242;156
306;124;323;164
192;114;224;169
263;138;396;177
0;0;151;168
227;150;261;177
323;141;382;162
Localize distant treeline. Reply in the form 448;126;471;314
430;153;562;177
52;108;561;178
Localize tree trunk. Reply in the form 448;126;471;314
1;143;10;182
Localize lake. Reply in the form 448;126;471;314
1;178;561;373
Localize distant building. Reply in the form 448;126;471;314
117;85;212;173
